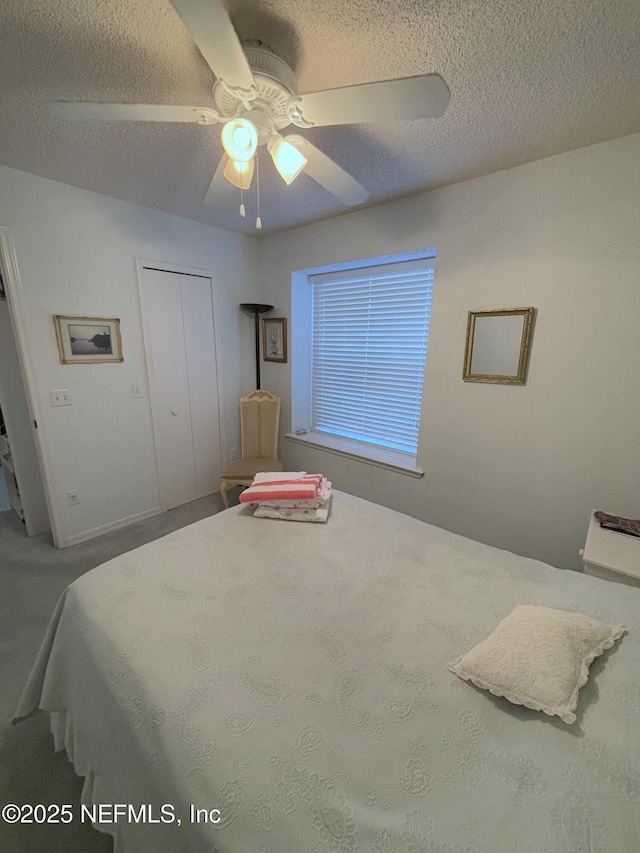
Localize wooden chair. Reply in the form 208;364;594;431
220;390;283;508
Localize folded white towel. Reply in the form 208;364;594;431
254;504;329;523
252;471;307;483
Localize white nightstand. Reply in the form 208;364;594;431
580;511;640;588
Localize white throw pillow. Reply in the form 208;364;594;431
447;605;626;724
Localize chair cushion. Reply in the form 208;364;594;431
222;457;283;478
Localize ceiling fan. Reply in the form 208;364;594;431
52;0;450;228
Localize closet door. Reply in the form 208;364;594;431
139;267;222;510
180;274;221;499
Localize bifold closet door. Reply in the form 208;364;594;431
139;268;222;510
180;274;221;499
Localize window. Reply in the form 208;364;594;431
290;254;434;474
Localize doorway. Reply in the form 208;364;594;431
138;263;224;511
0;405;12;512
0;262;51;539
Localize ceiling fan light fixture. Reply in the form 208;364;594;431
53;1;450;222
268;136;308;185
221;118;258;162
223;156;254;189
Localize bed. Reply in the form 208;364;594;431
15;491;640;852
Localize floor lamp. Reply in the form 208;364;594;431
240;303;273;390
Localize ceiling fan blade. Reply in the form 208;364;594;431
285;136;369;206
291;74;450;127
203;154;231;205
169;0;256;94
50;102;220;123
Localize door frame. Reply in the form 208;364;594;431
0;226;60;545
135;258;227;512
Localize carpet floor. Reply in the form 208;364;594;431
0;490;236;853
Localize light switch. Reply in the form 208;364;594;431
132;383;144;398
50;389;71;407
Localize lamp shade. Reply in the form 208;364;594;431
221;118;258;162
223;156;254;189
240;303;274;315
269;136;308;185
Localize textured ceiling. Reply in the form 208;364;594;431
1;0;639;236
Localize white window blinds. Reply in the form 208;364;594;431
309;258;434;456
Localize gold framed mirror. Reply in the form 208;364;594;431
463;307;535;384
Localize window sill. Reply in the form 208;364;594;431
285;432;424;478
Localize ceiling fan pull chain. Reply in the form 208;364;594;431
255;151;262;230
240;183;245;218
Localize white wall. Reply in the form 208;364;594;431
0;166;259;546
258;133;640;569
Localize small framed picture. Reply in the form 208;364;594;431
54;315;123;364
262;317;287;363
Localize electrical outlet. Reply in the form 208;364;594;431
67;489;79;506
51;389;72;407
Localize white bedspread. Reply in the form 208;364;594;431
15;491;640;852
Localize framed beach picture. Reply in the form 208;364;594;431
262;317;287;363
54;315;123;364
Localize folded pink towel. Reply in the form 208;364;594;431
239;474;325;503
250;480;331;509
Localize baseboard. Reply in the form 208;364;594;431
63;507;163;547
